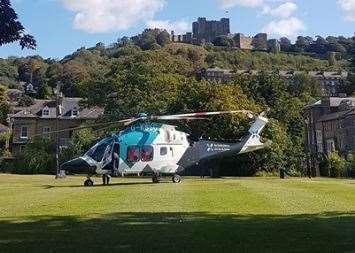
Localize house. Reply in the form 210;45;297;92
9;97;104;155
308;71;348;96
196;67;349;96
304;96;355;175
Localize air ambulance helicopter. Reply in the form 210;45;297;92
50;110;270;186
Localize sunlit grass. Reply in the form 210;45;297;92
1;174;355;252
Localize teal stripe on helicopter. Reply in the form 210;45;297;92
115;123;163;164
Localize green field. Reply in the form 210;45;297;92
1;175;355;252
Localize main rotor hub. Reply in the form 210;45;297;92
138;113;148;120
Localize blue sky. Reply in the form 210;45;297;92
1;0;355;59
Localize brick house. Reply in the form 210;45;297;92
9;97;104;155
304;97;355;175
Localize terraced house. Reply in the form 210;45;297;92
304;96;355;175
9;97;104;155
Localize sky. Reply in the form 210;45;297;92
1;0;355;59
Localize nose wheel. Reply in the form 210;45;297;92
84;178;94;187
172;174;182;183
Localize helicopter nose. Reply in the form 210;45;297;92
61;158;96;174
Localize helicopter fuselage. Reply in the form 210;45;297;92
61;114;269;184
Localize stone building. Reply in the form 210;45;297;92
233;33;253;50
170;31;193;43
198;67;349;96
279;70;349;96
233;33;268;51
192;17;230;43
304;97;355;176
308;71;348;96
9;97;104;155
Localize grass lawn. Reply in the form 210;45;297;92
1;174;355;252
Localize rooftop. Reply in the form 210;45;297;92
10;97;104;120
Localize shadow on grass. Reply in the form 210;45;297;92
42;181;161;189
1;211;355;253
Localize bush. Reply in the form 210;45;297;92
255;170;279;177
60;128;97;164
327;152;346;178
346;153;355;177
319;156;330;177
22;138;56;174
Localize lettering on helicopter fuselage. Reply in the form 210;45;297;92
130;125;159;132
206;143;231;152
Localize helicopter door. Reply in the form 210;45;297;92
99;140;114;170
112;143;120;175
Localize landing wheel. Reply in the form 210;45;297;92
84;179;94;187
172;174;182;183
152;175;160;183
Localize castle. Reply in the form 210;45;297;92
171;17;276;51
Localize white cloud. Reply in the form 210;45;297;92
219;0;264;8
146;20;190;34
262;17;305;36
262;2;298;18
62;0;166;33
338;0;355;21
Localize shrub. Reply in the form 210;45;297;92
346;153;355;177
22;138;56;174
327;152;346;178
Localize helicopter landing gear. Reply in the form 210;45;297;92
172;174;182;183
152;173;161;183
102;174;111;185
84;177;94;187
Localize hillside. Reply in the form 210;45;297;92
0;41;346;96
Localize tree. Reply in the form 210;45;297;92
289;74;322;98
0;85;9;124
295;36;309;52
347;38;355;95
60;128;97;163
213;35;234;47
156;30;171;47
279;37;292;52
0;0;36;49
17;94;34;106
23;138;56;174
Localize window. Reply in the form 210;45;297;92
42;106;50;117
326;139;336;153
141;146;153;162
72;108;79;117
21;126;28;139
88;143;110;162
127;146;140;162
43;127;51;135
160;147;167;156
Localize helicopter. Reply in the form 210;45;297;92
56;110;270;186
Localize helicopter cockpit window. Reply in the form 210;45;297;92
86;138;113;162
127;146;140;162
141;146;153;162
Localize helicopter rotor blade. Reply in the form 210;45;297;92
31;118;136;138
151;110;254;121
